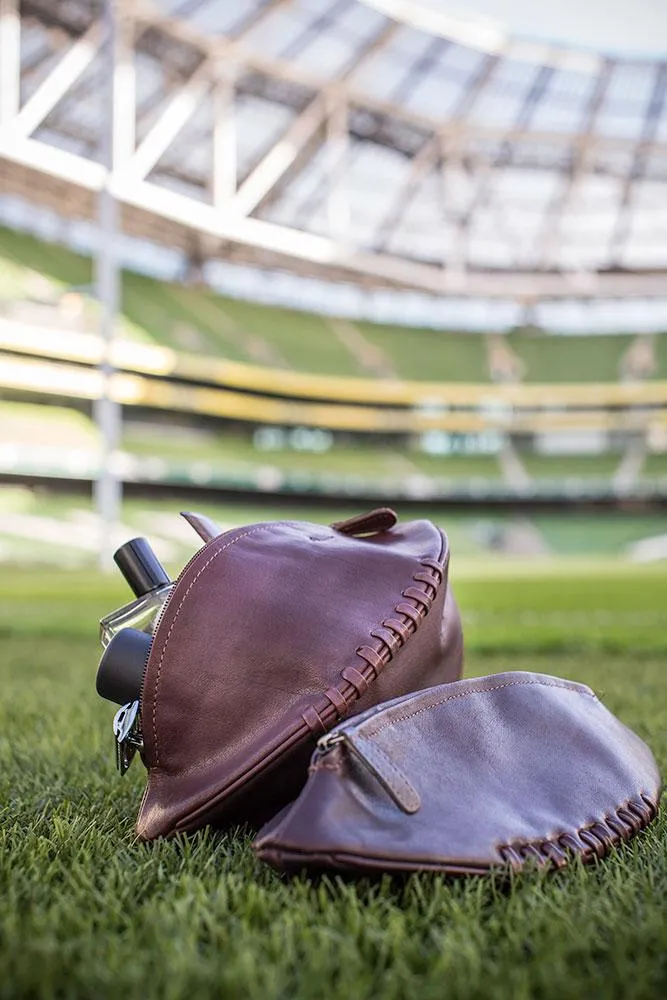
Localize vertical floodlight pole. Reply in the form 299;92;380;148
94;0;122;571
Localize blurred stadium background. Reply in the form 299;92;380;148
1;0;667;569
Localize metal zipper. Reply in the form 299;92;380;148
316;731;345;753
316;729;421;814
113;700;143;775
111;605;160;775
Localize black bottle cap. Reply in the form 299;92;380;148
96;628;153;706
114;537;170;597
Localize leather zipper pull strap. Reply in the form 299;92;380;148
318;729;421;814
331;507;398;537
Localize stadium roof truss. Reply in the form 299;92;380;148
1;0;667;299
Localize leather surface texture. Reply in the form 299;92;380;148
136;508;463;840
254;671;661;875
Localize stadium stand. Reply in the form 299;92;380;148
0;400;507;489
644;453;667;477
356;321;490;382
8;225;665;387
521;454;623;481
506;330;641;384
2;227;667;500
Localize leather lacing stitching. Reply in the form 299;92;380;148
497;794;659;870
301;555;446;736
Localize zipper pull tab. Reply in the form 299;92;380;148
113;700;143;775
316;731;345;753
317;729;421;814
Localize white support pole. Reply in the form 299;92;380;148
0;0;20;125
212;72;236;207
94;0;124;572
12;22;102;137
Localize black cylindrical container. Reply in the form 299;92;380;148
114;538;170;598
96;628;153;706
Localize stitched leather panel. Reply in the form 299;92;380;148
382;618;412;643
323;687;349;717
254;671;661;876
340;666;370;697
394;603;423;626
136;515;462;840
355;646;386;675
302;706;327;736
402;586;434;610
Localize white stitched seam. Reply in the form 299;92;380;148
151;525;274;766
363;679;598;739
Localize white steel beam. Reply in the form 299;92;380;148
455;60;556;272
230;0;291;40
538;60;614;269
304;22;402;239
232;95;327;217
0;133;106;187
232;20;401;224
441;53;502;274
123;59;212;180
109;173;667;298
325;92;350;242
1;128;666;298
136;4;667;161
340;19;400;79
0;0;20;124
375;136;440;249
12;22;102;137
212;72;236;207
374;52;500;258
112;9;136;164
440;135;468;276
608;64;667;264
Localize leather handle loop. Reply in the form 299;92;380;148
331;507;398;537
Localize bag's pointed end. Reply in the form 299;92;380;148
180;511;223;543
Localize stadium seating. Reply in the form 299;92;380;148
2;227;667;499
5;225;665;386
521;454;623;480
355;321;489;382
643;452;667;477
0;402;506;486
507;330;639;383
11;401;667;494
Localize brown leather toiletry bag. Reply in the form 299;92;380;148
254;671;661;875
135;507;463;840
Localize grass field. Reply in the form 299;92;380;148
1;553;665;1000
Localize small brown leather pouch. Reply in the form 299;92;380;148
254;671;661;875
135;507;463;840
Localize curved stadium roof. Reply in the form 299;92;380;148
2;0;667;328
